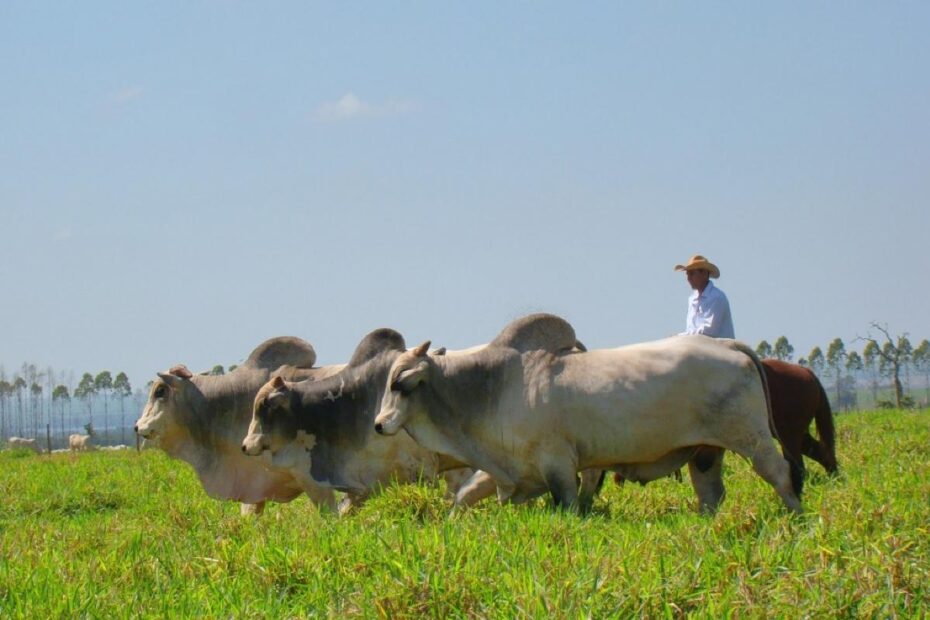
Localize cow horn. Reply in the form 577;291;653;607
169;364;193;379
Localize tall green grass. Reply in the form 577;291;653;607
1;410;927;618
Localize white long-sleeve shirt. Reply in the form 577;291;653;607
680;280;735;338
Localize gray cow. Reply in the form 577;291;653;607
241;328;476;511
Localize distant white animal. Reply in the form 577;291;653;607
9;437;42;453
69;434;94;451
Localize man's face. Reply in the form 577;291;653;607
686;268;710;291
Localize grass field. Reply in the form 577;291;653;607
1;409;928;618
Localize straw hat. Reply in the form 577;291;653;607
674;255;720;279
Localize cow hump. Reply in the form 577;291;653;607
490;313;578;353
346;328;406;367
243;337;317;370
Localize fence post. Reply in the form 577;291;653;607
136;433;140;453
46;423;52;454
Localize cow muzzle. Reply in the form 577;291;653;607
134;422;156;440
241;434;269;456
373;409;402;436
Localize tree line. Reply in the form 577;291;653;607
0;365;135;444
754;324;929;410
0;362;238;445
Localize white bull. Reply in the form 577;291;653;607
375;330;801;515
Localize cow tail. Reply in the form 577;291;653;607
729;341;805;496
813;376;839;474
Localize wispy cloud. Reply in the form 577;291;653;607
112;86;144;106
54;227;73;242
312;92;417;123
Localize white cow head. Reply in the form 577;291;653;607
134;365;193;443
374;341;431;436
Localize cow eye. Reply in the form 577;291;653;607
390;380;412;395
153;385;167;399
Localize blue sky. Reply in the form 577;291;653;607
2;3;928;389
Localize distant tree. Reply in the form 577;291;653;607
862;340;881;404
0;376;10;439
773;336;794;362
912;339;929;405
228;364;238;373
863;323;910;409
897;336;913;390
836;375;858;410
210;365;225;376
30;382;43;437
798;358;808;367
113;372;132;444
13;376;26;437
845;351;863;409
94;371;113;433
755;340;773;359
74;373;96;427
825;338;847;405
52;385;70;438
807;346;825;377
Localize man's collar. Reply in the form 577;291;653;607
692;280;715;299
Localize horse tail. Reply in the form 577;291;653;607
812;373;839;474
727;340;805;497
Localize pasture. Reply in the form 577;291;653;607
1;410;927;618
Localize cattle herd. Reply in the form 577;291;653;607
127;313;839;518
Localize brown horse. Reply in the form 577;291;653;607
611;358;838;500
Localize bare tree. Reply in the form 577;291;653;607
913;339;929;406
861;323;910;409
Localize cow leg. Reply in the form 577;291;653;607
802;432;838;475
240;502;265;517
577;468;605;514
543;467;579;512
748;444;803;513
338;492;370;516
687;450;726;514
452;470;499;510
303;485;338;513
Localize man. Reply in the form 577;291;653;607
674;254;735;339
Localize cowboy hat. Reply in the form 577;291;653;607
674;255;720;279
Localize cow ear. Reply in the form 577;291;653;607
267;378;291;404
157;372;185;388
392;360;429;392
412;341;431;357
